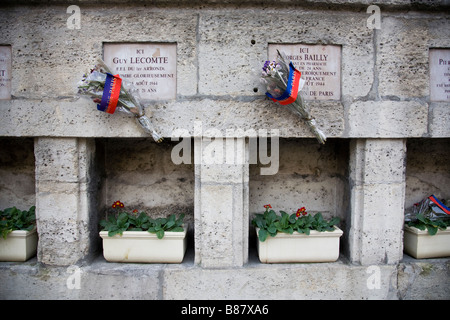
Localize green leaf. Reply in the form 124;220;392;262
0;205;36;236
426;225;438;236
165;220;175;229
289;213;297;224
258;229;268;242
108;230;120;237
280;226;293;234
156;229;164;239
329;217;340;226
267;226;277;234
117;212;129;224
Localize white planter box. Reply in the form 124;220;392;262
0;228;38;262
404;225;450;259
256;227;343;263
100;227;187;263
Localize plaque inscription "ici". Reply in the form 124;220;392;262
103;43;177;101
430;49;450;102
0;45;12;100
268;44;341;101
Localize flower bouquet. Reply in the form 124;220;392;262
77;59;163;143
260;50;326;144
404;195;450;259
404;195;450;235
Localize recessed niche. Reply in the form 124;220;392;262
95;138;195;262
405;138;450;209
248;138;350;260
0;138;35;210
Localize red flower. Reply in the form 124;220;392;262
264;204;272;210
112;201;124;209
296;207;307;217
132;209;138;213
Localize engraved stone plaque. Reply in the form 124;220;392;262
0;46;12;100
430;49;450;102
268;44;341;100
104;43;177;100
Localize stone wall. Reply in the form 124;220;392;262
0;0;449;300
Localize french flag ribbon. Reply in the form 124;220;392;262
428;195;450;215
97;73;122;114
266;62;302;105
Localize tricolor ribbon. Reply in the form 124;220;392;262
266;62;302;105
428;195;450;215
97;73;122;114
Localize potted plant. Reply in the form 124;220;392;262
99;201;187;263
0;205;38;262
404;196;450;259
252;204;343;263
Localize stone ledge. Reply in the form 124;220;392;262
0;98;443;138
1;253;448;299
2;1;448;10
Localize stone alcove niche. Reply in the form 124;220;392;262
248;138;350;261
403;138;450;259
95;138;195;262
0;137;36;212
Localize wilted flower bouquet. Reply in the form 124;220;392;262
261;50;326;144
405;195;450;235
77;59;163;143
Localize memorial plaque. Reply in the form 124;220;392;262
104;43;176;100
430;49;450;102
268;44;341;100
0;45;12;100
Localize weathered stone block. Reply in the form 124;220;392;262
348;139;406;265
35;138;97;266
429;102;450;137
377;17;429;98
195;184;234;267
194;138;249;268
347;101;428;138
350;137;407;184
34;138;80;182
398;258;450;300
199;10;373;99
163;263;398;300
0;7;197;99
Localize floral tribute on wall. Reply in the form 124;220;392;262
77;59;163;143
405;195;450;235
260;50;327;144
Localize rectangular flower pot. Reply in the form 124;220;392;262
256;227;343;263
100;227;187;263
0;228;38;262
404;225;450;259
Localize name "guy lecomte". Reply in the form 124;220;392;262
112;56;169;64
